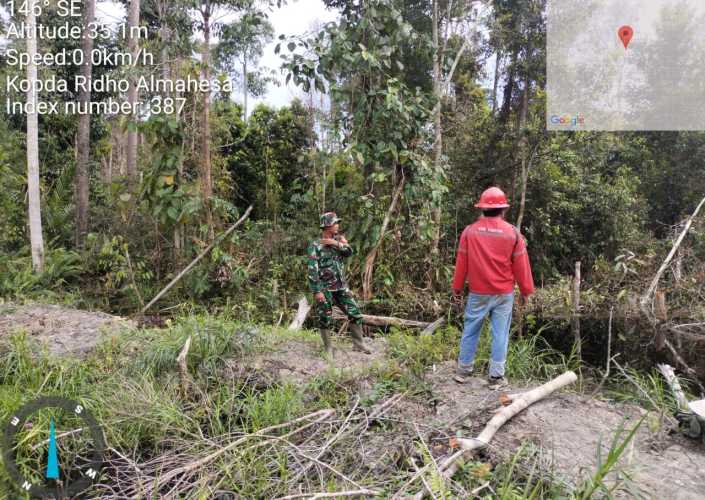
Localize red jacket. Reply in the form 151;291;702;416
452;217;535;296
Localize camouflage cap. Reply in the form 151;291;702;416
320;212;342;228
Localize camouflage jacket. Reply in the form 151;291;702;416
307;238;354;293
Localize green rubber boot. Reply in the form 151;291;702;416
349;323;371;354
319;329;333;355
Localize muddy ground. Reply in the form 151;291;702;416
1;304;703;498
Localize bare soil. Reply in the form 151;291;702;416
238;335;705;499
0;303;133;356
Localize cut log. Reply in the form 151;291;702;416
332;308;431;329
409;371;578;499
288;297;311;331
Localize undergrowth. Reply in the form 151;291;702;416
0;314;684;498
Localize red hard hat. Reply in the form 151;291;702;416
475;187;510;209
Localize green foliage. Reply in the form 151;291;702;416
386;325;459;377
0;247;83;299
131;316;258;378
140;116;201;228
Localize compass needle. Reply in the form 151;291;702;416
3;397;105;498
46;417;59;480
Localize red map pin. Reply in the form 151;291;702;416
619;25;634;49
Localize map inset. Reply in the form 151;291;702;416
547;0;705;131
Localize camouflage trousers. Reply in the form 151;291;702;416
316;289;363;328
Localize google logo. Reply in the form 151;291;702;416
550;114;586;127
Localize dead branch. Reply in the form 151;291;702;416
276;490;378;500
591;307;615;397
640;195;705;317
142;408;335;495
571;261;581;359
140;205;253;315
362;174;406;301
409;371;578;499
289;296;312;331
656;364;689;411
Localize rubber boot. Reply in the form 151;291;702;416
349;323;371;354
319;329;333;355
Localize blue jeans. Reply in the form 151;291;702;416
458;293;514;377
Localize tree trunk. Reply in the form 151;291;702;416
428;0;443;274
75;0;95;247
126;0;140;188
201;2;215;241
26;0;45;273
491;51;502;115
362;174;405;300
243;59;248;118
288;297;312;331
514;78;530;229
499;50;517;123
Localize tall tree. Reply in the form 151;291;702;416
196;0;216;241
126;0;141;187
427;0;478;275
26;0;45;271
216;9;274;118
75;0;96;247
284;0;433;299
194;0;272;240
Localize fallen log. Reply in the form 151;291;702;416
288;297;433;331
332;308;431;329
408;371;578;499
288;297;311;331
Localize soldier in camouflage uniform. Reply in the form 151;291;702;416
307;212;371;355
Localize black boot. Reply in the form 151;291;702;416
349;323;371;354
319;329;333;355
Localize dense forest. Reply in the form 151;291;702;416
1;0;704;498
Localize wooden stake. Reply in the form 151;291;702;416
571;261;582;360
176;336;192;393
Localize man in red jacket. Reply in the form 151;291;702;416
451;187;535;387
